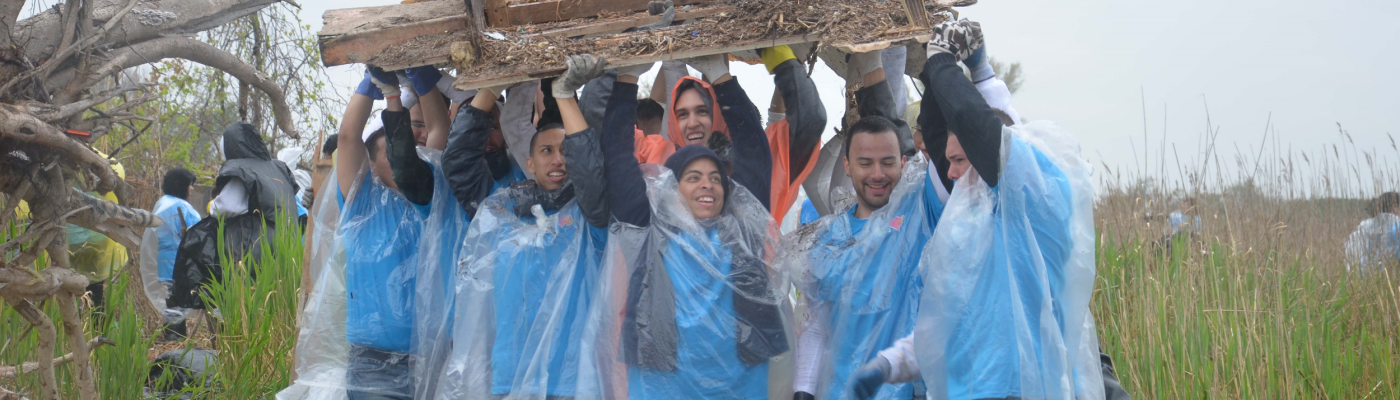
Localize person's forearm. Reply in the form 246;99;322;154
856;79;916;157
877;334;922;384
601;80;651;227
336;94;375;199
443;103;497;216
383;109;435;205
920;53;1004;187
502;81;540;169
712;78;773;210
792;301;830;395
563;128;610;228
420;88;451;150
774;59;827;182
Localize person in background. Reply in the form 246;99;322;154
634;98;675;163
66;154;129;315
152;168;201;301
1168;197;1201;236
1345;192;1400;272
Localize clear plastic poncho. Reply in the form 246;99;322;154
280;149;443;400
914;122;1103;400
576;164;795;400
780;158;935;400
138;196;203;311
426;184;606;400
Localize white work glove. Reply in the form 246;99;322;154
478;83;513;102
927;19;984;63
847;51;883;81
616;61;656;78
368;66;401;97
554;54;607;98
683;54;730;82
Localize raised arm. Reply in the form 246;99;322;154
502;80;541;174
918;20;1004;188
684;54;773;210
443;86;507;217
764;45;827;183
388;66;444;206
337;69;386;199
848;51;916;157
603;60;654;227
554;56;612;228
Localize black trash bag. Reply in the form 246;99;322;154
168;213;272;309
149;348;218;393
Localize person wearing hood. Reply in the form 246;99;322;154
169;117;299;310
848;19;1108;400
1345;192;1400;272
573;54;790;400
430;56;612;400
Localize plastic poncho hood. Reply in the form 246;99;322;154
426;181;606;400
781;158;934;399
913;122;1103;400
576;164;794;400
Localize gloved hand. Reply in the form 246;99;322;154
638;0;675;30
368;66;401;97
616;61;656;78
760;45;797;75
554;54;607;98
683;54;730;82
927;18;984;63
963;45;994;83
847;50;883;81
792;392;816;400
404;66;443;97
355;70;385;100
848;357;891;400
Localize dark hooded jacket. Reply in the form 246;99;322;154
213;122;300;221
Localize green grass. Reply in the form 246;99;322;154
1096;234;1399;399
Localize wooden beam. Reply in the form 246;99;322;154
370;5;732;71
318;0;472;67
490;0;713;27
451;33;931;91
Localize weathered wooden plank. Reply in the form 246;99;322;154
534;5;731;38
319;0;474;67
491;0;712;27
450;33;930;91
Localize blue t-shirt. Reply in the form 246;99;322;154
627;228;769;400
943;137;1073;400
338;173;430;353
491;204;607;397
800;198;820;225
806;175;940;400
153;195;203;282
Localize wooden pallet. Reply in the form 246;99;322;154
319;0;955;91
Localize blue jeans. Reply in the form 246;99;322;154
346;345;413;400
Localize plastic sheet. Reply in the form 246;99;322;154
168;211;271;310
780;158;933;400
802;134;856;218
914;122;1104;400
279;148;435;399
426;183;606;400
1344;213;1400;273
577;164;795;400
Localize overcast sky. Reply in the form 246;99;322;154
302;0;1398;195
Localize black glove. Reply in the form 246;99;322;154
793;392;816;400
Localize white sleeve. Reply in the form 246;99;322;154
974;76;1023;127
658;61;689;140
502;81;541;178
793;295;830;394
877;333;921;383
766;111;787;130
210;177;249;218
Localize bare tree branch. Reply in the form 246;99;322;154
84;37;301;139
0;104;121;193
41;81;156;122
0;337;114;378
0;0;143;97
14;0;283;65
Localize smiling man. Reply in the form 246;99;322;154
784;50;945;400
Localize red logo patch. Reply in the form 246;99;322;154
559;215;573;226
890;216;903;231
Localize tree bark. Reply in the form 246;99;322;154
14;0;282;64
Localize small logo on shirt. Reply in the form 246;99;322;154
559;215;573;226
890;216;903;231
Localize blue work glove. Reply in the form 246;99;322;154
849;357;891;400
368;66;401;97
355;70;385;100
404;66;443;97
963;45;995;83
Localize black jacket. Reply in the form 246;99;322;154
918;53;1005;189
213;122;299;222
443;104;505;218
772;59;828;182
383;109;434;206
